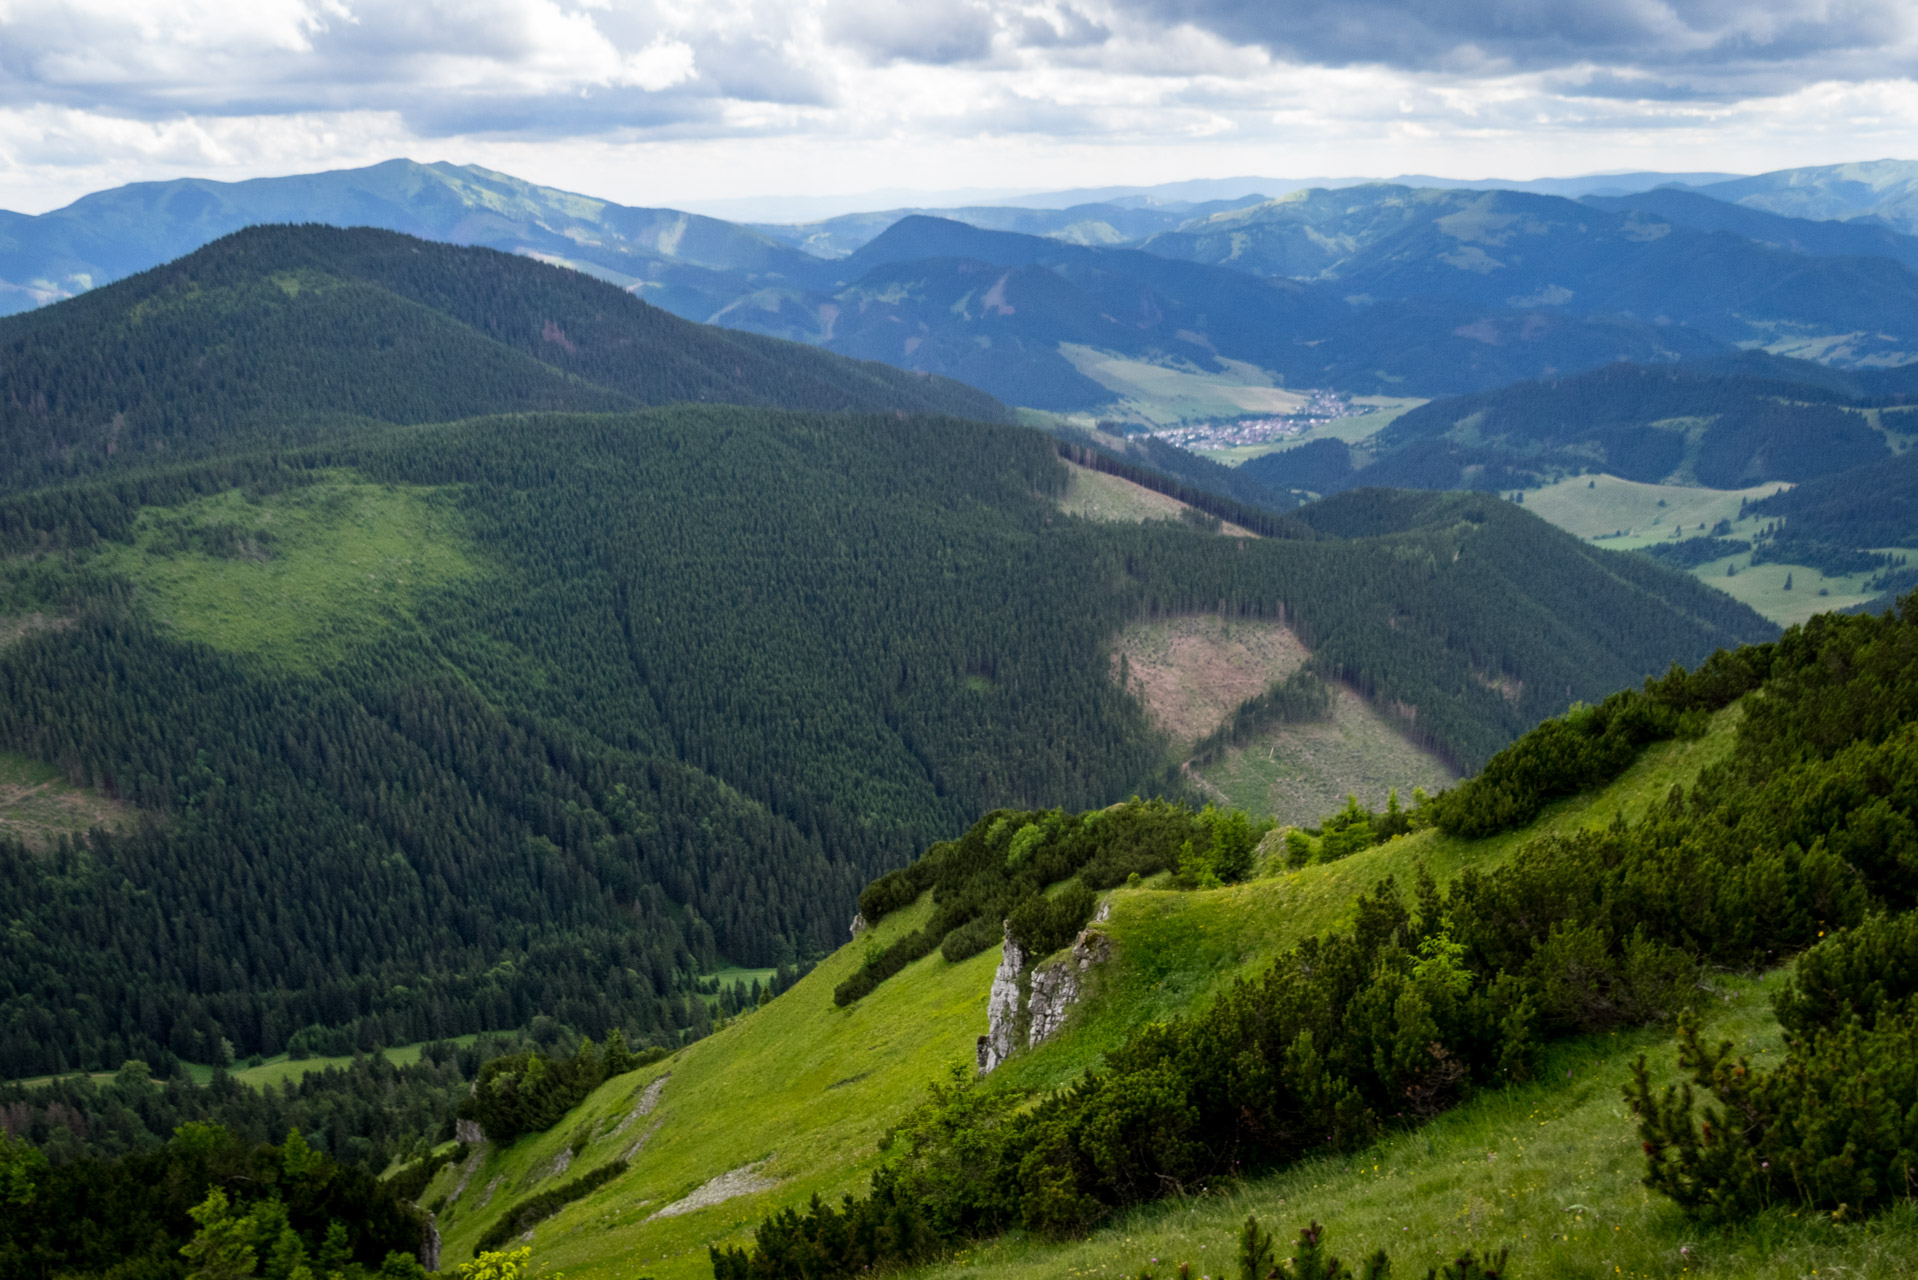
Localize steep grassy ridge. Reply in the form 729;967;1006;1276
425;707;1741;1279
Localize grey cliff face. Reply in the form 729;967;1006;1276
977;916;1109;1073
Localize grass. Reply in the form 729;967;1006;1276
6;1035;482;1092
1522;474;1784;546
226;1035;483;1090
924;968;1918;1280
1059;461;1204;525
1692;556;1892;628
423;707;1745;1280
94;475;480;671
1056;347;1309;428
0;750;135;849
1058;463;1258;535
424;895;1002;1279
1518;473;1913;627
991;704;1743;1096
1192;683;1458;825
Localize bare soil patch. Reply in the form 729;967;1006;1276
1113;615;1310;746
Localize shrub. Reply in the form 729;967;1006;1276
474;1160;627;1252
940;915;1002;963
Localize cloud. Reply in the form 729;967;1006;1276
824;0;997;64
0;0;1915;214
1106;0;1918;77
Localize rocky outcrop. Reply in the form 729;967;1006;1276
455;1118;484;1145
420;1215;441;1272
447;1144;484;1202
850;912;868;938
975;925;1029;1073
976;920;1109;1074
645;1160;777;1221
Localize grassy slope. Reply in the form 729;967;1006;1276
428;709;1742;1280
929;970;1918;1280
94;476;479;671
1193;682;1459;825
1521;473;1911;627
1056;347;1309;427
1057;461;1258;536
426;895;1002;1278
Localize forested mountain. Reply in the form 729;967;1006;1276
1246;355;1918;498
0;224;1004;488
721;215;1726;405
16;161;1918;417
0;221;1772;1079
1142;184;1918;368
1683;158;1918;234
747;197;1264;258
1584;186;1918;271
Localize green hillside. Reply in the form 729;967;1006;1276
417;600;1918;1280
0;223;1004;489
0;407;1769;1081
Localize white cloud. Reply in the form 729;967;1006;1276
0;0;1914;211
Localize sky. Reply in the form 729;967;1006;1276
2;0;1917;214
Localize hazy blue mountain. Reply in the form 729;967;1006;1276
0;158;829;319
1685;160;1918;235
714;216;1725;406
1142;185;1918;368
1583;187;1918;271
980;169;1743;210
749;197;1262;258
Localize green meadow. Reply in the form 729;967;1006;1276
419;707;1763;1280
94;475;480;671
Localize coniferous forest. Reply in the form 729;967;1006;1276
0;225;1798;1280
0;398;1769;1079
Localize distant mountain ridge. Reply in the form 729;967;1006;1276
11;158;1918;412
1141;184;1918;368
0;158;825;319
730;214;1724;406
1681;159;1918;235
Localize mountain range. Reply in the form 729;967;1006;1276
0;222;1773;1082
13;158;1918;412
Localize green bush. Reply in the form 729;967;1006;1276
939;915;1003;963
1007;881;1096;957
474;1159;628;1252
837;802;1215;1006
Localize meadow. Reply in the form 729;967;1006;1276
416;707;1746;1280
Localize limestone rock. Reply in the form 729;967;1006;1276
977;919;1109;1073
975;923;1027;1074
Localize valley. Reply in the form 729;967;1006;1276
5;151;1918;1280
